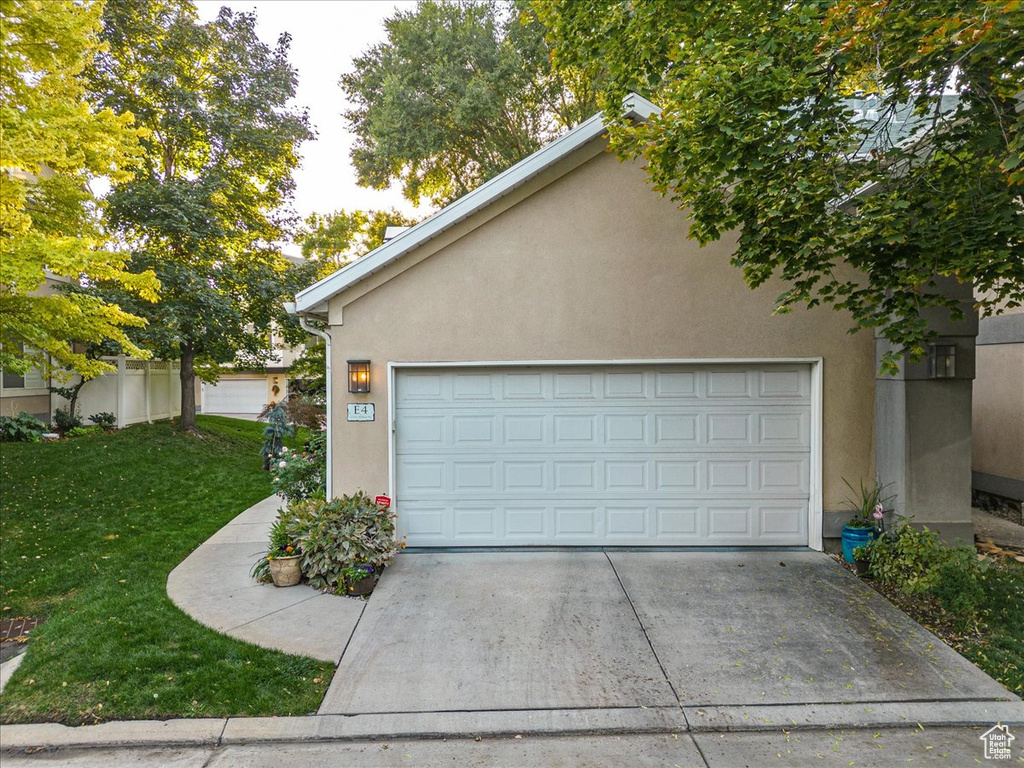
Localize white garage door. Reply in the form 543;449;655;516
394;365;812;547
202;378;268;415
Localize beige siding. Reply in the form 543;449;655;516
327;140;875;511
973;342;1024;483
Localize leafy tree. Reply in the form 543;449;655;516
296;209;417;275
90;0;312;430
538;0;1024;371
341;0;598;207
0;0;158;380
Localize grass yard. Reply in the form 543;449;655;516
850;555;1024;697
949;560;1024;696
0;416;334;725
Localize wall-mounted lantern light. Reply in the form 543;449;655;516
347;360;371;393
928;344;957;379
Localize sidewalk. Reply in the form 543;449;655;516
165;496;364;664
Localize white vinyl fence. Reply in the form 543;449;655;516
52;356;182;428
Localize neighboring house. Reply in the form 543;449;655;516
200;325;304;418
973;305;1024;504
292;94;979;550
1;270;64;421
0;352;50;421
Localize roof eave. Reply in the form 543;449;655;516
293;93;660;315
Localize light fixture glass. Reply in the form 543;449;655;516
347;360;371;393
929;344;956;379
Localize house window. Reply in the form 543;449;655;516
2;369;25;389
1;345;46;389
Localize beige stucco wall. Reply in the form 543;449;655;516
326;139;876;513
972;342;1024;483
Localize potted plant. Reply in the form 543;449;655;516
251;518;303;587
841;478;895;563
852;545;872;577
341;564;377;596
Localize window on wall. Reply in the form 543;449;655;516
1;346;46;389
2;369;25;389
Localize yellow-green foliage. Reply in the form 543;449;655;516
0;0;158;380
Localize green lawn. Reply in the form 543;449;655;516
0;416;334;725
957;560;1024;696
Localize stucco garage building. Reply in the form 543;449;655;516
293;95;976;550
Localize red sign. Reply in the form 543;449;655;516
375;495;392;509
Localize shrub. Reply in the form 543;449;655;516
870;518;989;630
52;407;82;436
257;401;294;470
932;546;987;627
282;492;405;590
869;518;945;594
284;393;325;430
89;412;117;430
65;426;101;438
271;431;326;503
0;412;45;442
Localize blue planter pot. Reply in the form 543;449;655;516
841;525;877;564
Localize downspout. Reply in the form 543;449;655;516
284;302;333;499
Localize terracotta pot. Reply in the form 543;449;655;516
268;555;302;587
346;575;376;596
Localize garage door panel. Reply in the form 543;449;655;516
202;379;267;415
398;455;810;500
394;500;809;546
395;366;812;547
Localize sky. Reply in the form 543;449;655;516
194;0;426;254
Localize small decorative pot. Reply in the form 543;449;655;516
854;559;871;577
346;575;376;596
841;525;877;564
268;555;302;587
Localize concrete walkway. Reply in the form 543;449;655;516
973;508;1024;549
166;496;363;663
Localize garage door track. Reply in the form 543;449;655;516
320;551;1021;732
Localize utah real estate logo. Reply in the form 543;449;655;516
980;723;1015;760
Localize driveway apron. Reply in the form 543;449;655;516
320;550;1017;719
609;551;1012;705
319;552;676;714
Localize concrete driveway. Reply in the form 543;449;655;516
321;550;1021;730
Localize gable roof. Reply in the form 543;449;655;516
293;93;661;318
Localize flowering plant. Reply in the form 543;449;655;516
272;431;326;503
250;516;303;582
340;564;375;584
843;478;895;530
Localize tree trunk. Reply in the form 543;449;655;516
179;345;198;432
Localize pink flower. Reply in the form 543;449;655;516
872;503;884;520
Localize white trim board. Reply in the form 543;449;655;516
385;358;824;551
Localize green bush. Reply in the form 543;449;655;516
932;547;987;626
0;412;45;442
870;518;988;629
869;518;945;593
65;425;101;438
282;492;405;590
271;431;326;503
88;412;117;430
52;407;82;436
